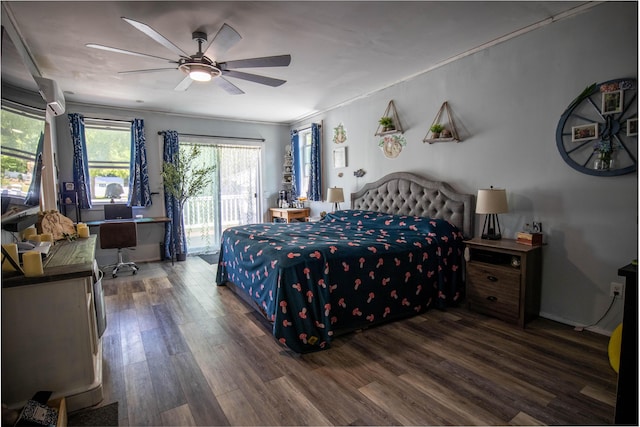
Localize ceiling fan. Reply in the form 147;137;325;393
86;17;291;94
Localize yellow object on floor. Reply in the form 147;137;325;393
608;323;622;373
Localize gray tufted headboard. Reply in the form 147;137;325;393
351;172;474;239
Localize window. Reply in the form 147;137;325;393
295;129;312;198
1;103;45;198
84;119;131;204
176;138;261;254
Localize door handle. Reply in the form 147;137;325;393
487;275;498;282
486;296;498;302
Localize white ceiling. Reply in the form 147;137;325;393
2;1;590;124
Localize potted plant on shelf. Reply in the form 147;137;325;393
430;123;445;138
162;144;215;261
379;116;395;132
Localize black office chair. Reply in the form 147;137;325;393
99;221;138;278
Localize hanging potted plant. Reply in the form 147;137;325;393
379;116;395;132
162;144;215;261
430;123;445;138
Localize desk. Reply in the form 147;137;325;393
85;216;170;227
269;208;310;223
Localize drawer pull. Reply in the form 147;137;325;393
487;275;498;282
486;296;498;302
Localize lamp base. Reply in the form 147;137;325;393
481;215;503;240
481;233;502;240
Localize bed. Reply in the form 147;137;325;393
216;172;474;353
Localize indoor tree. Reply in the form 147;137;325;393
161;144;215;261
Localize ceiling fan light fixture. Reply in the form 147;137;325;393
190;68;213;82
179;62;221;82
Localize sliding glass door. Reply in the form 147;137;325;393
181;142;261;254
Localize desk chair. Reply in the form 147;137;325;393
100;221;138;278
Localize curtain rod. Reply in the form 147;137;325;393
84;117;132;124
293;122;322;133
157;131;265;142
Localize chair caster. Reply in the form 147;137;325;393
112;273;117;278
132;269;137;275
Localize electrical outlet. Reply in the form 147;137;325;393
610;282;624;298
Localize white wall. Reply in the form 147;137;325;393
293;2;638;334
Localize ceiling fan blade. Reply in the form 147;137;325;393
174;75;194;91
122;17;189;58
118;68;177;75
219;55;291;69
215;77;245;95
205;23;241;58
222;70;286;87
86;43;177;63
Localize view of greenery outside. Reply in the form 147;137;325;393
84;121;131;204
1;106;45;197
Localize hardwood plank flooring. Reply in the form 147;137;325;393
97;257;617;426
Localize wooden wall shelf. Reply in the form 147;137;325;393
423;101;461;143
375;100;404;136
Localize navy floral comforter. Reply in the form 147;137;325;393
215;210;465;353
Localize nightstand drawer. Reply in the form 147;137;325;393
467;262;520;319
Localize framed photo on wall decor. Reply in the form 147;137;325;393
602;90;623;115
333;147;347;168
627;118;638;136
556;78;637;177
571;123;598;142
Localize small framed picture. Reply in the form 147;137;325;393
63;181;75;191
627;118;638;136
62;191;77;204
602;90;623;115
333;147;347;168
571;123;599;142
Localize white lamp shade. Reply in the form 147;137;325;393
476;188;508;214
327;187;345;203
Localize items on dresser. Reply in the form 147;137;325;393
2;243;20;272
38;210;76;241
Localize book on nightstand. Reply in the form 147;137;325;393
516;232;543;246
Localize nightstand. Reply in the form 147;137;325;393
269;208;310;223
465;238;542;327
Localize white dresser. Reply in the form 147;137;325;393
1;236;104;412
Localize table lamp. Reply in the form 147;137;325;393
476;186;508;240
327;187;344;212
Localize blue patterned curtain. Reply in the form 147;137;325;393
23;132;44;206
162;130;186;259
68;113;92;209
128;119;152;207
290;130;299;200
307;123;322;201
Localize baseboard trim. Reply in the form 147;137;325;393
539;312;611;337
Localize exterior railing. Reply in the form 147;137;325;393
183;194;256;231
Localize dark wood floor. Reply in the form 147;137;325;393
99;257;617;426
